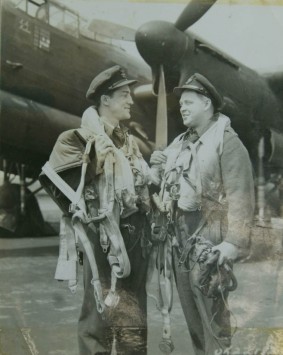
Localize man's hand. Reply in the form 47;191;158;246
150;151;167;165
211;241;238;265
95;135;114;174
95;134;114;156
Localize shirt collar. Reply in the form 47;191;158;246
195;113;219;138
101;118;116;136
101;118;129;137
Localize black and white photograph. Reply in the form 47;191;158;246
1;0;283;354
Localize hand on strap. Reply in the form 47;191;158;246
211;241;238;265
95;134;115;174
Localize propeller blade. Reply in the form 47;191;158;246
175;0;217;32
155;65;168;149
88;19;135;41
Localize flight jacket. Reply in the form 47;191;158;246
159;114;255;248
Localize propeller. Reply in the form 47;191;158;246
135;0;218;149
175;0;217;32
155;65;168;149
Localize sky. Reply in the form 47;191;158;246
57;0;283;72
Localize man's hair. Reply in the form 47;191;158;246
193;91;214;112
93;88;115;108
199;93;212;106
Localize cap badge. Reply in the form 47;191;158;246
120;70;127;79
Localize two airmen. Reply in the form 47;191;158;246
42;66;254;355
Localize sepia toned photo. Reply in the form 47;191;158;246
1;0;283;354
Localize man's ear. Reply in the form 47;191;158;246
101;95;110;106
204;97;212;111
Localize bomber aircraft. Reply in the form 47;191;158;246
0;0;153;235
1;0;283;237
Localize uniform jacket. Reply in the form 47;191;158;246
160;114;255;248
39;107;153;215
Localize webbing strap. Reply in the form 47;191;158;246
65;217;78;292
42;159;105;313
98;152;131;279
104;213;131;278
146;236;174;353
188;142;202;204
42;137;131;310
42;162;85;211
73;139;94;207
54;216;78;293
158;238;173;337
178;211;212;266
146;246;159;306
72;219;105;314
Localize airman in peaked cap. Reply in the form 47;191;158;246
86;65;137;101
173;72;223;112
150;70;254;355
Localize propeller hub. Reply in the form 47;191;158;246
135;21;187;67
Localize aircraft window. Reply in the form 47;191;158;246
80;21;130;48
10;0;45;14
80;24;116;45
9;0;27;11
61;11;79;38
27;2;38;17
36;4;49;23
48;5;79;38
9;0;79;38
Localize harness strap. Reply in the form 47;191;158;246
42;160;105;313
98;153;131;279
104;212;131;278
146;235;175;353
178;212;211;266
42;162;85;212
42;137;131;309
158;237;174;353
72;139;95;208
72;219;105;314
188;142;202;204
54;215;78;293
65;218;79;292
104;271;120;308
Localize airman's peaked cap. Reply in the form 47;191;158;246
173;73;223;111
86;65;137;101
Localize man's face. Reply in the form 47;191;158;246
179;90;207;129
106;85;134;121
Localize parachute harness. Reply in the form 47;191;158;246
42;136;132;314
147;193;176;354
179;229;238;344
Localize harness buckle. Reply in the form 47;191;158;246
69;203;77;214
121;223;135;235
151;223;167;243
165;182;181;201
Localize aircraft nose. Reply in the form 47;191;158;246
135;21;188;67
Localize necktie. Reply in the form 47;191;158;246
182;128;199;149
112;127;126;148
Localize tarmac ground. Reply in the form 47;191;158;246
0;193;283;355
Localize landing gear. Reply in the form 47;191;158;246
0;159;54;237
